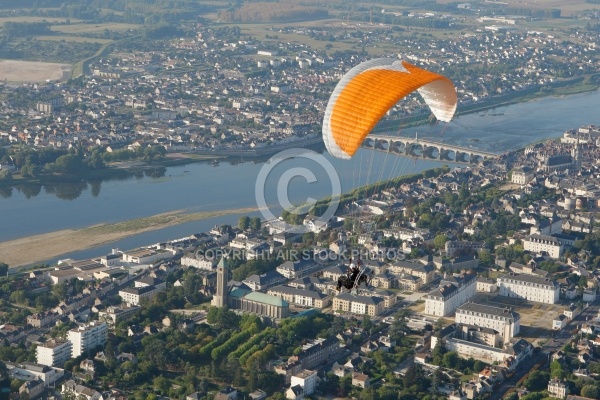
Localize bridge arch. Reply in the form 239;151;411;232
375;139;389;151
456;151;471;163
441;148;456;162
423;145;438;160
391;140;406;154
407;143;423;157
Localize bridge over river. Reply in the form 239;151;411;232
364;134;499;164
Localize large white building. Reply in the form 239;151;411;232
290;370;317;397
8;363;64;388
511;166;534;185
121;248;172;264
431;325;533;369
455;303;520;343
267;286;331;309
522;234;564;259
425;272;477;316
180;254;216;270
36;340;72;367
67;322;108;358
98;305;140;325
119;285;163;306
333;293;385;316
498;273;559;304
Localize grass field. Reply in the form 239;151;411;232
51;22;141;34
36;35;113;44
0;16;79;26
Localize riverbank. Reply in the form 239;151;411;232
2;206;258;269
2;79;598;191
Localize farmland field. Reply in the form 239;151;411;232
0;16;78;26
435;0;599;16
0;60;71;83
51;23;141;34
36;35;113;44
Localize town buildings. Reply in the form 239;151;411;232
118;285;163;306
289;370;317;397
267;286;331;308
498;273;559;304
212;257;290;319
455;303;520;342
548;379;568;398
36;340;73;367
98;305;141;325
387;261;436;284
332;293;385;316
425;271;477;316
67;322;108;358
432;324;533;368
522;234;564;259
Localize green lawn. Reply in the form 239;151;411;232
36;35;113;44
51;22;141;34
0;16;79;26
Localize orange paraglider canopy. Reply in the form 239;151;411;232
323;58;457;159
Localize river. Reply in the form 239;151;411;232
1;90;599;263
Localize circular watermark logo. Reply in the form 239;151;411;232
255;148;341;234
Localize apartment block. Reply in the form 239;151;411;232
67;322;108;358
498;273;559;304
425;271;477;316
36;340;72;367
455;303;520;342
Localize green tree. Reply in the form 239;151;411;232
581;385;600;399
523;370;550;391
442;352;459;369
153;375;170;395
432;342;446;366
53;153;83;173
473;360;485;373
519;393;546;400
183;273;203;303
9;290;28;305
361;315;373;332
250;217;261;232
238;216;250;230
389;316;407;341
504;393;519;400
0;169;13;180
479;251;493;266
550;360;564;379
0;262;8;276
433;234;448;250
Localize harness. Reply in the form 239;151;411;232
344;266;371;295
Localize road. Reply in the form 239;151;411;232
490;301;598;400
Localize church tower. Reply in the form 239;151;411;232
572;135;581;172
211;256;229;307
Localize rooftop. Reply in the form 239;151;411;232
244;291;288;307
457;302;519;321
499;272;558;288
